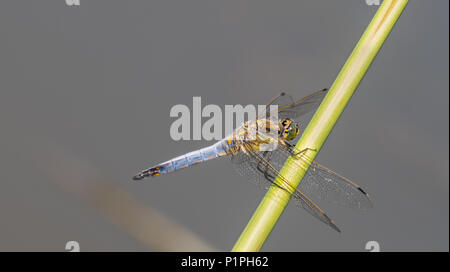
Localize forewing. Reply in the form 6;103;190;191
259;92;294;120
275;88;328;121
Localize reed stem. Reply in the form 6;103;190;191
232;0;408;252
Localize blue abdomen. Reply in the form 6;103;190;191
132;139;236;180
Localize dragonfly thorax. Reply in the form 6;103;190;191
279;118;300;141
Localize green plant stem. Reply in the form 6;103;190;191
232;0;408;252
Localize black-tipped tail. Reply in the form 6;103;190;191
132;167;161;181
132;173;146;181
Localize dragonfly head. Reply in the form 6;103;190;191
279;118;300;141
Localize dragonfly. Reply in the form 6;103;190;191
133;88;372;232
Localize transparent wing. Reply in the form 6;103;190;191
300;162;373;210
263;89;328;122
232;140;341;232
232;140;372;210
259;92;294;119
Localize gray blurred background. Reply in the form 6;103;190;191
0;0;448;251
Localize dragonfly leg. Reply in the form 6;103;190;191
256;152;276;182
282;141;316;158
292;147;316;157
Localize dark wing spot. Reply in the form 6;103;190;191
357;187;368;195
